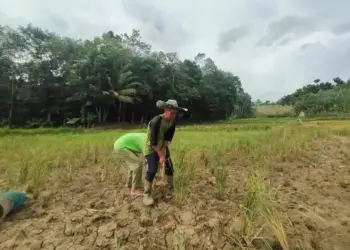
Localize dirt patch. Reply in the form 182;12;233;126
269;136;350;250
0;165;243;250
1;136;350;250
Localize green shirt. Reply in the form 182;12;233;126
114;133;146;153
143;115;176;155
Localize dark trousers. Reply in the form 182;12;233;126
144;147;174;183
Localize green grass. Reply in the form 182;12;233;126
173;230;187;250
1;119;347;196
1;117;350;249
253;104;294;118
0;127;85;136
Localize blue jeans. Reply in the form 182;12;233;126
144;147;174;183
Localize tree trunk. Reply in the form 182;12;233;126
131;110;135;124
103;108;109;122
122;103;125;122
172;70;175;86
80;104;86;127
190;100;193;119
47;112;52;124
96;107;102;123
8;72;15;127
118;101;122;122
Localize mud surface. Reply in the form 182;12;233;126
1;136;350;250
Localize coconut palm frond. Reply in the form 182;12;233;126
118;95;134;103
89;84;109;97
138;83;152;94
109;90;119;98
120;63;133;74
124;76;139;84
134;96;142;103
89;84;99;91
125;82;143;88
119;71;133;83
107;76;113;89
119;88;137;96
66;91;88;102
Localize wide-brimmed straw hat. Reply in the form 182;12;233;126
156;99;188;112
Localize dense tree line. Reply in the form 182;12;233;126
278;77;349;106
277;78;350;116
254;99;275;105
0;24;253;128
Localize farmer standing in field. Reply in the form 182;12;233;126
114;132;146;198
142;99;188;206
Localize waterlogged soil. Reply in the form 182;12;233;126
0;136;350;250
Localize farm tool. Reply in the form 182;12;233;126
152;162;166;189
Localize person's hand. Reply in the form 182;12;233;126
161;148;166;156
159;155;166;166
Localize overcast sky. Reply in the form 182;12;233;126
1;0;350;101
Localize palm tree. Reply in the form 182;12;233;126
89;63;143;122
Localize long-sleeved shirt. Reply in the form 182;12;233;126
143;115;176;155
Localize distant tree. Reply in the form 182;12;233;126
0;24;253;127
277;77;350;117
255;99;262;105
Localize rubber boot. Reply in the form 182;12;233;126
143;180;154;206
166;176;174;190
165;176;174;198
125;170;132;188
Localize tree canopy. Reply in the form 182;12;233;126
277;78;350;116
0;24;253;128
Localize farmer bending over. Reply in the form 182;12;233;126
143;99;187;206
114;132;146;198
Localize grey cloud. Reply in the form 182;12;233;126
0;0;137;39
0;11;29;29
121;0;165;34
331;21;350;35
217;26;251;52
66;18;119;39
47;16;69;34
257;16;316;46
294;40;350;88
1;0;350;101
0;9;101;39
35;12;70;35
120;0;188;51
299;43;312;52
291;0;350;15
245;0;278;20
276;36;293;47
247;39;350;101
154;21;165;35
